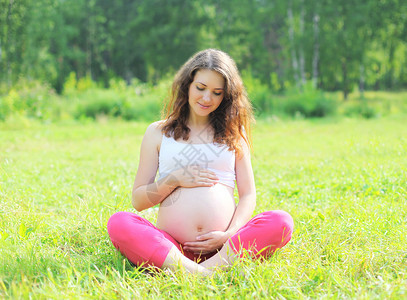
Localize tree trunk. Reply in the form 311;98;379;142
263;16;284;92
299;0;306;86
6;0;14;87
287;3;299;88
86;0;94;78
312;13;320;88
359;63;365;98
342;60;349;100
388;40;395;89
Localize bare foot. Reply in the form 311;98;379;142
199;243;237;270
161;246;213;276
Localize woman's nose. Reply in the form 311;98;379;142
202;91;211;101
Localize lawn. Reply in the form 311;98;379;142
1;116;406;298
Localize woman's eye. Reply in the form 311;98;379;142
196;85;222;96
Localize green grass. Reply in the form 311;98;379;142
1;116;406;298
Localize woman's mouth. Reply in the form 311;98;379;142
198;103;210;109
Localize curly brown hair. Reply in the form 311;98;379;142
161;49;254;157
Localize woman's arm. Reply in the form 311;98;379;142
132;122;175;211
225;136;256;236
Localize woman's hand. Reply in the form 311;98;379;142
169;165;219;188
183;231;229;254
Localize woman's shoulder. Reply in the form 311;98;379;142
143;120;165;143
145;119;165;133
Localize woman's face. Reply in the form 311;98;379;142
188;69;225;118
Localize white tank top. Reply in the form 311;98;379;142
158;134;236;188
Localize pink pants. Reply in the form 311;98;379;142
107;210;293;268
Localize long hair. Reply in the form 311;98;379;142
161;49;254;157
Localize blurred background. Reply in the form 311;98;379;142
1;0;406;122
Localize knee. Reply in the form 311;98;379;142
107;211;134;242
263;210;294;241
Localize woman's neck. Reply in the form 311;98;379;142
187;114;210;129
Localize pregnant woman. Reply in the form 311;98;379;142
107;49;294;275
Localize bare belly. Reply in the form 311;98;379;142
156;183;236;244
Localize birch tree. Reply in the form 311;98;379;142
287;0;300;88
312;11;320;88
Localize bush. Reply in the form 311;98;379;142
4;73;404;123
122;98;161;121
343;101;378;119
0;79;62;121
73;89;125;119
242;70;273;117
279;82;337;118
72;76;168;121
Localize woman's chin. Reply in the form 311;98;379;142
192;110;211;118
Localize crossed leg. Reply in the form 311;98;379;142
107;210;293;275
200;210;294;270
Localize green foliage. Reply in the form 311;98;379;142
73;89;125;119
270;72;282;93
279;82;337;118
62;72;78;96
343;101;378;119
1;69;405;123
337;91;407;119
1;0;406;96
242;70;273;116
69;76;169;121
0;79;63;121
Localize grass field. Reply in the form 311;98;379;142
1;116;406;298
